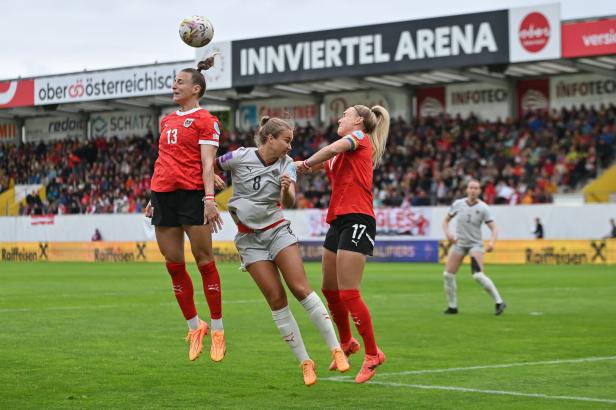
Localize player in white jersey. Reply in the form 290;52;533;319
442;179;506;315
216;116;349;387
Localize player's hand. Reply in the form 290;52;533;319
204;200;223;233
486;242;495;252
293;160;310;174
447;233;457;244
145;201;153;218
280;173;291;192
214;174;226;190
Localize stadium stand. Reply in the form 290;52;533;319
1;105;614;214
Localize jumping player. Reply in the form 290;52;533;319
145;55;226;363
297;105;389;384
442;179;507;315
216;116;349;387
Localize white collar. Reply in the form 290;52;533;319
176;107;202;116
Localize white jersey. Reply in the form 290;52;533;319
217;147;297;230
448;198;494;247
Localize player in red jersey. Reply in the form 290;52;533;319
145;55;226;363
296;105;390;383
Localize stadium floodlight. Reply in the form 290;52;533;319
597;57;616;66
578;58;616;70
273;85;312;95
537;62;578;73
364;76;404;87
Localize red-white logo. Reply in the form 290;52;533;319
519;12;550;53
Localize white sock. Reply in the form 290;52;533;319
272;305;310;362
472;272;503;304
300;291;340;351
187;315;201;330
210;318;224;331
443;272;457;309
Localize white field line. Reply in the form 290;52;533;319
324;379;616;405
0;299;262;313
325;356;616;380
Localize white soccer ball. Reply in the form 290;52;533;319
179;16;214;48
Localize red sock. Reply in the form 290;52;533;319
339;289;378;356
322;288;353;344
165;262;197;320
198;261;222;320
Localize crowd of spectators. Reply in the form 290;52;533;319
1;133;155;215
0;104;614;214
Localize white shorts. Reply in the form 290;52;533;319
450;243;484;256
234;221;298;270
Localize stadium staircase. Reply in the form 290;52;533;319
582;164;616;203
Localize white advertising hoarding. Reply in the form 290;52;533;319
90;111;156;139
446;82;510;119
24;116;86;141
323;90;409;124
194;41;233;90
238;98;319;129
550;74;616;110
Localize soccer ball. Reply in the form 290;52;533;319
179;16;214;48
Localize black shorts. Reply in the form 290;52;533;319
150;190;205;227
323;213;376;256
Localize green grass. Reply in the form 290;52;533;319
0;262;615;409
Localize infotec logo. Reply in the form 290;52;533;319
519;12;550;53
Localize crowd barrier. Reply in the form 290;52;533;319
1;239;615;264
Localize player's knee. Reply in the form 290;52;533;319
267;291;288;311
192;249;214;265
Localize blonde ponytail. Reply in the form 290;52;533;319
353;104;390;167
370;105;390;167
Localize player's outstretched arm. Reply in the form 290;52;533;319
297;138;354;172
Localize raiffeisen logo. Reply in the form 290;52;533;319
519;12;550;53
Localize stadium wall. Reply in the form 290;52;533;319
1;204;614;242
1;239;615;265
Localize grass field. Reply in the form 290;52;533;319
1;262;615;409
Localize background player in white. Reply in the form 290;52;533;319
216;116;349;387
442;179;506;315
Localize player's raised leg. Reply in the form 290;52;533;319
337;250;385;384
276;245;350;373
247;260;316;386
156;226;207;361
185;224;226;361
470;251;506;315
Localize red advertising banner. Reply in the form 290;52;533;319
0;79;35;108
416;87;445;118
562;18;616;58
517;78;549;117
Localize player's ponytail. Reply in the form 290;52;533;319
370;105;390;167
180;53;219;98
255;116;293;147
353;104;390;168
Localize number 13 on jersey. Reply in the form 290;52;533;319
166;129;178;144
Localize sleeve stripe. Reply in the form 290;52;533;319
344;135;358;151
199;140;219;147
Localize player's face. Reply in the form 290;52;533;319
337;107;362;136
269;129;293;157
467;182;481;199
172;72;199;103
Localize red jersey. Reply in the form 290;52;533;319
324;130;375;223
151;107;221;192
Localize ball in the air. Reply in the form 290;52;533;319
179;16;214;48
